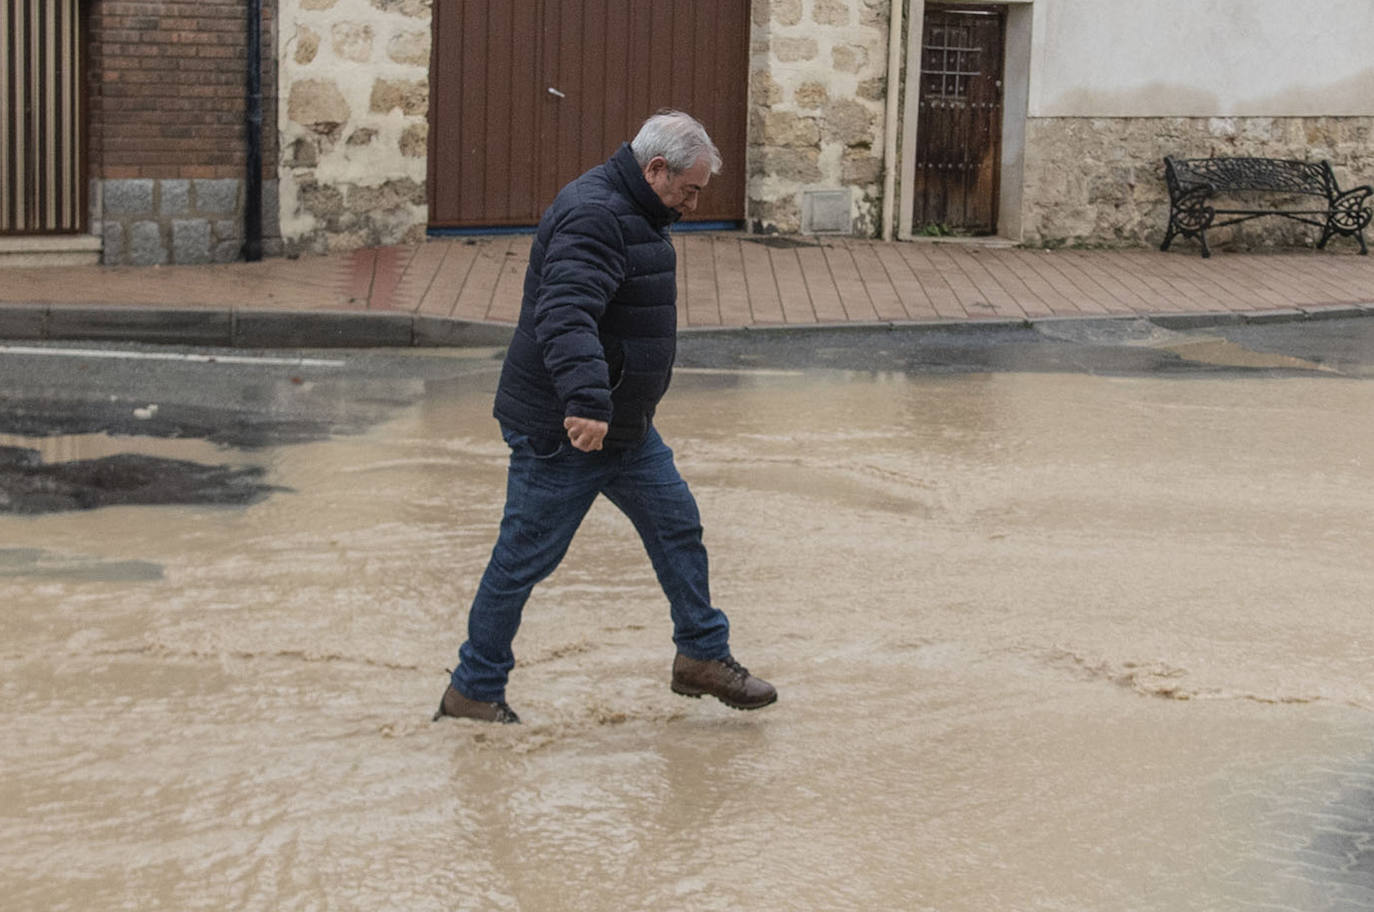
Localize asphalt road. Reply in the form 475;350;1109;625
1;316;1370;445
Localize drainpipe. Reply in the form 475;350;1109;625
880;0;905;241
242;0;264;262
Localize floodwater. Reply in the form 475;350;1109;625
3;345;1374;911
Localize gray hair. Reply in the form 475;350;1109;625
630;110;722;175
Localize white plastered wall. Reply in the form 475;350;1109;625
1029;0;1374;117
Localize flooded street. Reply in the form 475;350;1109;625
3;324;1374;911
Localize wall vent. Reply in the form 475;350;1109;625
801;190;852;234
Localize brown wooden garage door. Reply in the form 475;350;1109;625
428;0;749;228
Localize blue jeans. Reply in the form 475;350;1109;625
451;425;731;702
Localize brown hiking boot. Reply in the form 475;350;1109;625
671;654;777;710
433;684;520;724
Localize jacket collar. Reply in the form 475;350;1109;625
609;143;680;228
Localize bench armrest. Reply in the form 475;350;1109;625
1330;184;1373;232
1168;185;1215;231
1333;184;1373;204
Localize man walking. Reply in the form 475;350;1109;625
435;111;777;724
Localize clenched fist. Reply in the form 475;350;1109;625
564;416;609;452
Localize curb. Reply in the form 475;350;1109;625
0;303;518;349
0;301;1369;350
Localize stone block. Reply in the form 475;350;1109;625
1244;308;1306;325
399;123;427;157
370;0;428;16
794;81;827;109
857;76;886;102
751;71;783;107
812;0;850;26
370;78;428;116
413;315;516;348
47;306;233;345
349;178;426;210
760;110;820;147
823;99;878;147
860;0;889;28
0;303;49;340
387;29;430;65
773;37;818;62
751;147;822;183
194;179;240;215
1147;312;1244;330
285;137;319;168
160;179;191;216
842;149;883;185
214;240;242;263
263;180;282;238
755;0;802;27
331;22;373;62
832;44;868;73
1301;304;1365;321
750;196;801;233
347;127;378;146
104;179;154;216
294;25;320;64
234;310;414;348
288;79;351;132
214;220;238;241
129;221;167;266
172;219;212;265
102;222;125;265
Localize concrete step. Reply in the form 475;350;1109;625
0;235;102;268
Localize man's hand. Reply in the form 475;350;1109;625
564;416;609;452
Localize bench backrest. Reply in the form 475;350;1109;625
1165;157;1336;198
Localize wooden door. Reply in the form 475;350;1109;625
429;0;749;229
911;5;1004;235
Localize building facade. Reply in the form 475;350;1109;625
3;0;1371;265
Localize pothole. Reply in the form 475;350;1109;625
0;445;287;514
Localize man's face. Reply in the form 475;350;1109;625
643;156;712;217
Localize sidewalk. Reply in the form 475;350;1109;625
1;234;1371;347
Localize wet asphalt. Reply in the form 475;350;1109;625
0;316;1369;513
1;316;1370;444
3;318;1374;911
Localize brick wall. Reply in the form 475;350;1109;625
87;0;277;180
86;0;281;264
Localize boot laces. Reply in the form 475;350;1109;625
721;656;750;679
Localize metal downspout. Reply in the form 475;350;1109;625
243;0;263;261
881;0;905;241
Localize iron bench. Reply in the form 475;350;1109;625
1161;156;1371;258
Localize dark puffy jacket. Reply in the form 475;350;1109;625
493;143;679;448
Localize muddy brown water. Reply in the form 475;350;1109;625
3;358;1373;911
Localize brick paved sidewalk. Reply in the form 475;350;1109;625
2;235;1372;339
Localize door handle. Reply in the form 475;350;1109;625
547;87;566;98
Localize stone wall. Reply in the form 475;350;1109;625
748;0;891;235
278;0;432;255
100;178;281;266
1021;116;1374;249
275;0;895;249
